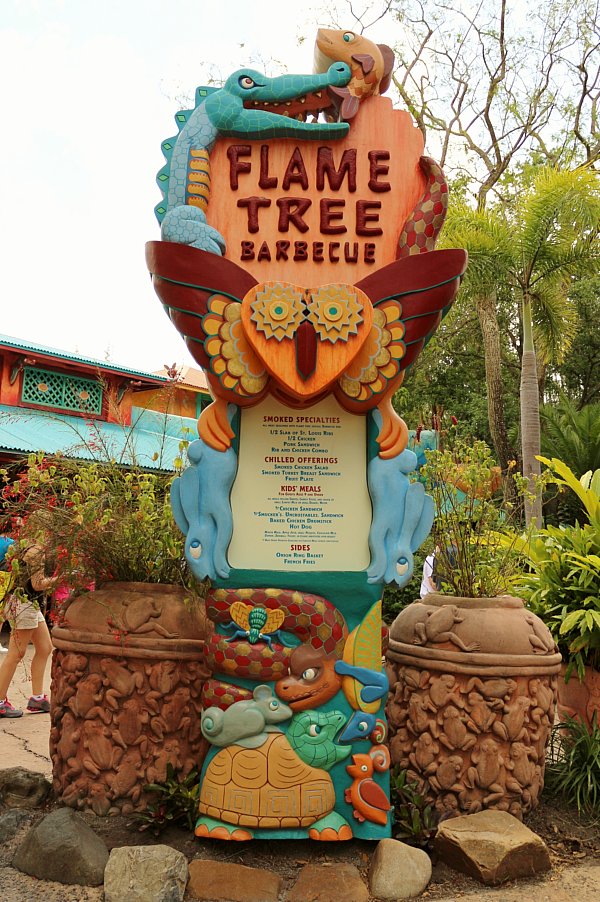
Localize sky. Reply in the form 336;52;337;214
0;0;367;375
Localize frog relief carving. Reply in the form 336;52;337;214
413;606;480;652
465;676;517;701
492;696;531;742
427;674;460;710
528;678;555;726
121;596;178;638
505;741;537;794
465;691;501;734
409;731;439;774
151;686;192;740
99;658;145;709
465;738;505;806
429;755;464;793
438;705;476;751
81;721;125;776
407;695;435;736
110;748;145;804
67;673;109;722
525;614;557;654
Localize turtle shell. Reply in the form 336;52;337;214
198;732;335;828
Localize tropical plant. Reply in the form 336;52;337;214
552;276;600;407
442;166;600;525
389;765;439;848
133;765;200;835
421;438;527;598
513;457;600;679
0;451;201;612
544;715;600;818
540;399;600;481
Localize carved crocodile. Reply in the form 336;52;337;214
155;63;352;253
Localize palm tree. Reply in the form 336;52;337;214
442;166;600;524
439;209;518;504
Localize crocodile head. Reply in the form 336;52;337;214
205;63;352;140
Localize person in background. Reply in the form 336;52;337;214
420;544;440;598
0;528;56;718
0;535;15;655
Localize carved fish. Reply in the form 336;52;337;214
313;28;395;120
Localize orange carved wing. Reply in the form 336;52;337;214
334;248;467;413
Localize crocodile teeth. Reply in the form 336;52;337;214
315;92;322;99
285;102;292;106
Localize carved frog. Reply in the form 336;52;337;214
99;658;145;709
413;606;480;652
439;706;475;751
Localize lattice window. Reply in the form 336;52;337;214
21;367;103;415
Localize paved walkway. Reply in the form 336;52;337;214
0;634;53;778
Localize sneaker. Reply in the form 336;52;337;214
27;695;50;714
0;699;23;718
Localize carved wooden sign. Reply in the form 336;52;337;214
207;100;426;282
146;27;467;844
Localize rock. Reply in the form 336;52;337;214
368;838;432;900
0;767;51;808
287;862;369;902
434;809;551;885
187;859;281;902
0;808;34;843
13;807;108;885
104;845;188;902
0;809;35;866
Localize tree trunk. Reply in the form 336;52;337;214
520;297;543;525
475;292;517;507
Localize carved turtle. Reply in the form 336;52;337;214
196;709;353;840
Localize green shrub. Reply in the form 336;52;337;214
1;452;198;593
422;439;526;598
133;764;200;834
515;458;600;679
544;715;600;818
389;765;439;848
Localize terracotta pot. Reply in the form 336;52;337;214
556;664;600;731
50;582;210;816
385;594;562;820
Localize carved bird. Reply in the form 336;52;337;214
146;242;467;458
345;745;392;826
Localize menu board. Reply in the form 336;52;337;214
228;396;372;571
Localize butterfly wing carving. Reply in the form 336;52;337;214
146;242;271;450
230;601;252;632
146;242;268;404
334;248;467;413
333;248;467;458
146;241;467;456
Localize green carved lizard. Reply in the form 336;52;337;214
155;63;351;254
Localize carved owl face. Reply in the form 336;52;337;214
241;280;373;399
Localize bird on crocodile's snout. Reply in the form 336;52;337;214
314;28;395;120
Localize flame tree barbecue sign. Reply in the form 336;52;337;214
146;26;467;842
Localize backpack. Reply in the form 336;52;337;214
0;536;15;602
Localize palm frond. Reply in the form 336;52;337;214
531;278;578;364
517;167;600;273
